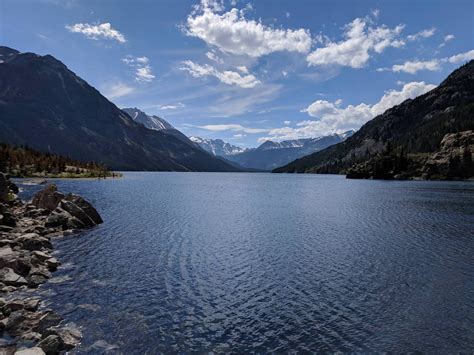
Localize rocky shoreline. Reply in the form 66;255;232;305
0;173;103;354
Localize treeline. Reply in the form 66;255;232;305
0;143;117;178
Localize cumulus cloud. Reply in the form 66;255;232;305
122;55;155;82
103;82;135;99
391;59;441;74
406;27;436;41
447;49;474;63
258;81;436;141
185;0;312;58
65;22;126;43
306;17;405;68
379;49;474;74
180;60;260;88
198;124;268;133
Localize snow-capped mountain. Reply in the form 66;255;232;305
188;131;354;171
226;131;355;171
190;137;248;156
257;131;355;152
122;107;174;131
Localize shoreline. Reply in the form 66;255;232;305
0;174;103;354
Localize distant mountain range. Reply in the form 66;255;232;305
191;132;353;171
274;61;474;180
0;46;238;172
190;137;248;156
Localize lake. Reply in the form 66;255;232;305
18;173;474;353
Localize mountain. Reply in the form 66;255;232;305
0;46;239;172
122;107;195;146
225;132;354;171
122;107;174;131
190;137;248;156
274;61;474;179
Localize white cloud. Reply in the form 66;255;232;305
406;27;436;41
447;49;474;63
236;65;249;74
103;82;135;99
65;22;126;43
379;49;474;74
198;124;268;134
284;120;291;125
135;66;155;82
122;55;155;82
206;51;223;63
233;133;246;138
159;103;185;110
444;34;455;42
282;70;288;77
185;1;312;58
307;17;405;68
259;81;435;141
180;60;260;88
391;59;441;74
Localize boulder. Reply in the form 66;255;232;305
15;347;46;355
65;194;103;224
43;327;81;351
0;246;21;268
66;216;85;230
36;312;62;333
38;335;64;354
31;185;64;211
59;201;95;228
18;234;52;251
45;258;59;272
44;213;68;229
0;268;28;286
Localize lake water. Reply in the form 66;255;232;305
18;173;474;353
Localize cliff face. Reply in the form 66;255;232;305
422;130;473;180
274;61;474;179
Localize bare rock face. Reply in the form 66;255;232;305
423;130;474;179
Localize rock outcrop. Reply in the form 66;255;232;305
0;178;102;353
422;130;474;179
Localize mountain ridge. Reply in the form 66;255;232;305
0;46;239;172
273;61;474;179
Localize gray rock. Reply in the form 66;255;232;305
59;201;95;228
45;258;59;272
65;194;103;225
31;185;64;211
18;234;52;251
15;346;45;355
36;312;62;333
44;327;82;351
44;213;68;229
24;299;40;312
65;216;85;230
38;335;64;354
0;268;28;286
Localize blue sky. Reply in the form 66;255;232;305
2;0;474;147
